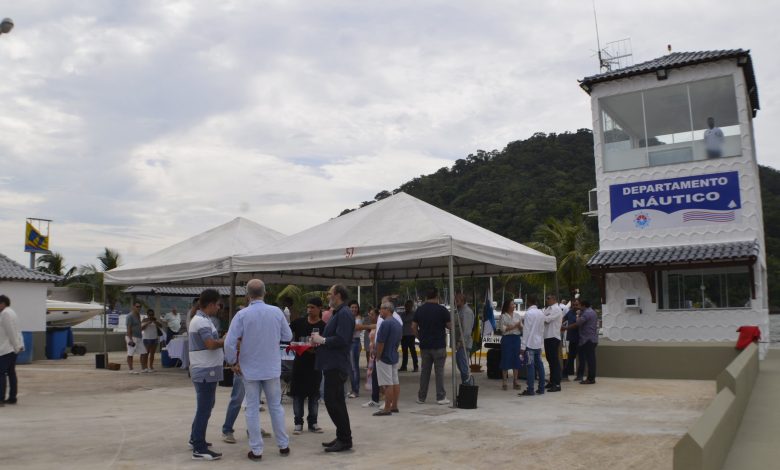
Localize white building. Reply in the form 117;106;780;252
0;253;60;359
580;50;769;357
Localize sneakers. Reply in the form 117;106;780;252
279;447;290;456
141;369;150;373
128;369;139;374
293;424;303;435
308;424;324;433
347;392;357;398
222;433;236;444
436;398;450;405
362;400;380;408
247;451;262;461
192;449;222;461
415;398;425;404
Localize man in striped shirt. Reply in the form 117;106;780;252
188;288;225;461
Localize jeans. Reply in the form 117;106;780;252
577;341;597;381
563;340;579;378
418;348;446;401
222;375;244;434
190;380;217;453
543;338;561;386
323;369;352;444
244;377;289;454
525;348;545;393
293;393;320;426
455;346;471;384
400;335;418;369
349;338;361;395
0;352;17;401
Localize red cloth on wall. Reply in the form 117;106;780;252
735;326;761;350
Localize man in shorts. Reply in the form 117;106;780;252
125;302;147;374
373;302;402;416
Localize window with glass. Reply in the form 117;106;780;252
657;267;751;310
600;76;741;172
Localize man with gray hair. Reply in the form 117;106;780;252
225;279;293;461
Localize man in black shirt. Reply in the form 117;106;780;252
412;288;452;405
312;284;355;452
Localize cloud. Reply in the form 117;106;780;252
0;0;777;269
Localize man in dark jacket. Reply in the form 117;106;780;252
312;284;355;452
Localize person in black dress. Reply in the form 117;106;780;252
289;297;327;434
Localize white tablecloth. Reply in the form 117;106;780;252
165;336;189;369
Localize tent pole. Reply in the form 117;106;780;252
102;283;108;363
448;255;456;408
357;286;361;306
229;272;237;323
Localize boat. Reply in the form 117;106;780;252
46;300;105;327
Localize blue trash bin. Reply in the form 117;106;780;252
16;332;34;364
46;328;70;359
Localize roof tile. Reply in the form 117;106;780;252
587;240;759;268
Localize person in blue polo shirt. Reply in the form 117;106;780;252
373;301;402;416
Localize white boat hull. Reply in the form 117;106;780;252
47;300;104;328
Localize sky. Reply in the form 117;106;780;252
1;0;778;270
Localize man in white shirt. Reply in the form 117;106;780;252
543;294;563;392
704;116;725;158
224;279;293;461
0;295;24;405
519;295;545;396
161;306;183;343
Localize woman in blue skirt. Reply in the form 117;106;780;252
499;299;523;390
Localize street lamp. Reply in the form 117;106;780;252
0;18;13;35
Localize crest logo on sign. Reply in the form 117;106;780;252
345;247;355;259
634;212;651;229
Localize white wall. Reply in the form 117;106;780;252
588;58;769;355
0;281;51;332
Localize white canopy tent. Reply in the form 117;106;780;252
104;217;286;286
233;192;557;403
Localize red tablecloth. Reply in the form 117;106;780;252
286;343;313;356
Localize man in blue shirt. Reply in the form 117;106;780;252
311;284;355;452
188;289;225;461
374;301;402;416
225;279;293;461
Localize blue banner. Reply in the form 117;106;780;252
610;171;741;222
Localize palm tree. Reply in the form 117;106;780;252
524;217;597;298
36;252;77;281
69;248;124;305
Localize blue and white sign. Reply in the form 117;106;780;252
609;171;741;231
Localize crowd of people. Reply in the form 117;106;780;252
1;280;598;461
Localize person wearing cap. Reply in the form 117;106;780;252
289;297;327;434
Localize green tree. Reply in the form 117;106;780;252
36;252;77;281
70;248;124;306
526;217;597;298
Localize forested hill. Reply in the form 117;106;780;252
397;129;596;243
341;129;780;309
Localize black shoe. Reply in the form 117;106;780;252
324;440;352;452
247;451;262;461
561;376;570;382
413;366;419;372
192;449;222;461
5;398;17;404
279;447;290;456
579;379;596;385
574;377;583;382
518;390;535;396
398;367;408;372
322;438;338;448
548;385;562;392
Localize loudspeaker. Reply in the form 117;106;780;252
487;348;502;379
95;353;106;369
457;384;479;409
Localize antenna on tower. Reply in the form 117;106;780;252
592;0;633;72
